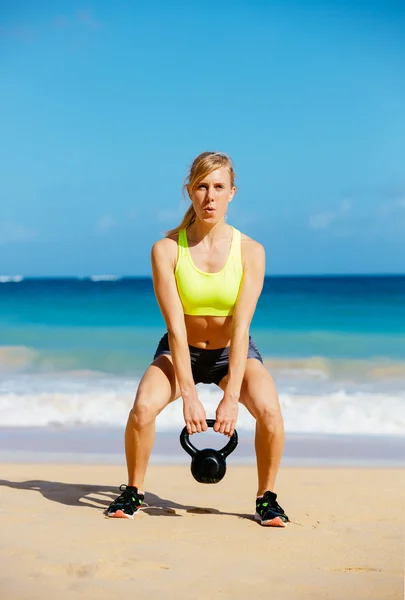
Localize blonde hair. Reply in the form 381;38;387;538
166;151;235;237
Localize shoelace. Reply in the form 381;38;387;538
257;491;287;519
116;484;143;508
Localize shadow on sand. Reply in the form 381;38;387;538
0;479;255;521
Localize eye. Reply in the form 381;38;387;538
198;184;207;189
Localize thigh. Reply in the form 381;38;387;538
134;354;182;413
219;358;281;418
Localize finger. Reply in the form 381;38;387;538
201;420;208;432
219;421;226;435
194;421;202;433
223;422;231;436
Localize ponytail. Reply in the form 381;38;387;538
166;204;196;237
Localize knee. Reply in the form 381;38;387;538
129;398;158;430
255;404;284;432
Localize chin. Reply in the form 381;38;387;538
201;213;221;222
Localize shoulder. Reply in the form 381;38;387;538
151;235;179;269
239;232;265;266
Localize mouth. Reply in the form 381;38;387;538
203;207;215;213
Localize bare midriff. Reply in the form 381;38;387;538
184;314;233;349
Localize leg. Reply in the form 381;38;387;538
219;358;284;496
125;354;181;491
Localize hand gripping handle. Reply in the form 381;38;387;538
179;419;238;458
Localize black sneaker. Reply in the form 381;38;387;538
107;484;144;519
255;491;289;527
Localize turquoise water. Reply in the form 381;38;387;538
1;276;404;372
1;276;404;434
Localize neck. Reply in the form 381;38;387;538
190;218;229;242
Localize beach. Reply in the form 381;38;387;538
3;0;405;591
1;276;404;597
1;461;403;600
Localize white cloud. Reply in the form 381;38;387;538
0;223;39;245
96;215;115;233
308;211;336;230
376;197;405;216
308;199;352;231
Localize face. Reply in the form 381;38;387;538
189;166;236;224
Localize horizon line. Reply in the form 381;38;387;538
1;273;405;280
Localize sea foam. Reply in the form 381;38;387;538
0;275;23;283
1;373;404;435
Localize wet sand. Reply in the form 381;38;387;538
1;427;404;466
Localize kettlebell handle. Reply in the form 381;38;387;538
179;419;238;458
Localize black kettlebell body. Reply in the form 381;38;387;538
180;419;238;484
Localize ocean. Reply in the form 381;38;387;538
1;275;404;437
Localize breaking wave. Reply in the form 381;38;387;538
1;372;404;435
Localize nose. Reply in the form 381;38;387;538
207;185;215;201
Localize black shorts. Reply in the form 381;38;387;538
153;333;263;386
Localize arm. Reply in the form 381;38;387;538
151;238;207;433
214;240;265;435
227;240;265;398
151;238;194;394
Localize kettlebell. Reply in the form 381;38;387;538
180;419;238;484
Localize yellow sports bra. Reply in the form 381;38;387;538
175;227;243;316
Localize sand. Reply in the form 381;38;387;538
0;464;403;599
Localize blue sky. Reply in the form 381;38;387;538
1;0;404;276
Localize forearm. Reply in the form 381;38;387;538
167;331;196;398
225;326;249;399
168;331;206;434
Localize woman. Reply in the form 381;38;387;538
107;152;289;526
